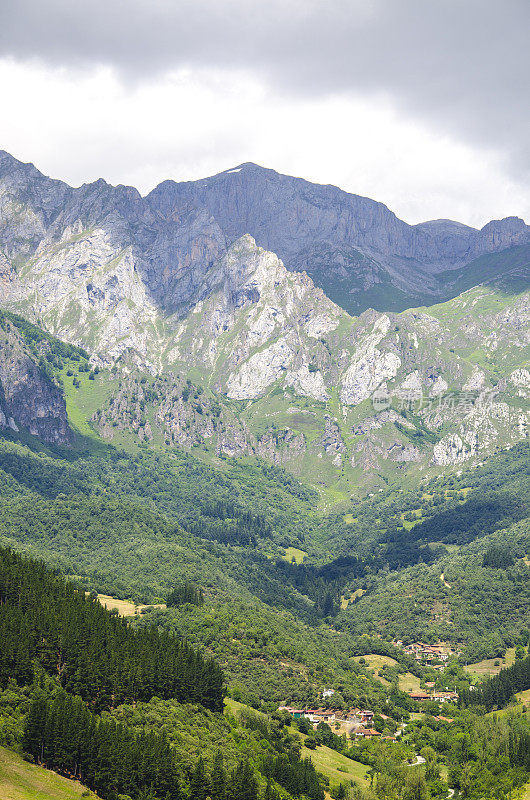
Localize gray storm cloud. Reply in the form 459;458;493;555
0;0;528;176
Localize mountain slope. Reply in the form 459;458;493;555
0;311;73;443
2;234;528;494
147;162;530;312
1;149;529;321
87;241;528;492
0;746;99;800
0;150;528;494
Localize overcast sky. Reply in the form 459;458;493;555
0;0;528;227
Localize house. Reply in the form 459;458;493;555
407;691;433;702
355;727;381;738
433;691;458;703
304;709;336;724
400;642;452;663
314;710;336;724
322;689;335;699
278;706;306;719
360;710;374;724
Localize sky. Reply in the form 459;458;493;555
0;0;528;227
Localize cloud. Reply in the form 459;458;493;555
0;0;528;179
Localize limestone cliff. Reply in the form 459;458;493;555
0;317;71;443
0;150;528;485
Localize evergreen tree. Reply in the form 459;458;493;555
210;750;227;800
190;755;210;800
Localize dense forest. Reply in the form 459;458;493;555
0;547;224;711
23;690;183;800
0;547;329;800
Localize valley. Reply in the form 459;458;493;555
0;150;528;800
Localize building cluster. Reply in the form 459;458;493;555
394;641;452;663
278;706;393;738
279;706;374;725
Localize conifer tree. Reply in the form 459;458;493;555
210;750;227;800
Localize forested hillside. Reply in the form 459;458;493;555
0;547;224;711
0;425;528;684
335;442;530;660
0;548;333;800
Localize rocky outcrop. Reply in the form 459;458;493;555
433;433;478;465
431;396;528;465
92;372;310;464
167;235;342;399
0;319;71;443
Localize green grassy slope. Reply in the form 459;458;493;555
0;746;99;800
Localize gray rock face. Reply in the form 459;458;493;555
0;150;527;477
150;166;529;267
146;163;530;308
0;150;528;323
0;318;71;443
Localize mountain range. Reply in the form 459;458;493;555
0;149;530;800
0;149;528;499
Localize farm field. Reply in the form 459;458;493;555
465;647;517;678
353;653;398;685
398;672;422;693
516;689;530;706
283;547;308;564
300;743;369;789
0;746;98;800
95;593;166;617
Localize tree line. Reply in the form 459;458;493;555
23;689;263;800
460;654;530;710
0;546;224;711
167;581;204;607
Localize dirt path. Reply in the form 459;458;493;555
440;572;451;588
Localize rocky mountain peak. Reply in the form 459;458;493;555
217;234;288;293
1;148;528;321
478;216;530;250
0;149;37;177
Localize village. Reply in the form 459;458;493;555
278;669;459;743
392;640;459;667
278;705;392;739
